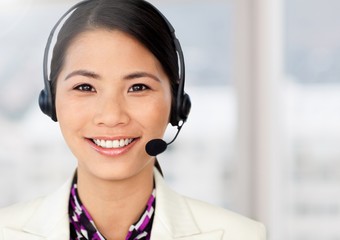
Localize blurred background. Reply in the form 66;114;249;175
1;0;340;239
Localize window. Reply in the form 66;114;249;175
284;0;340;239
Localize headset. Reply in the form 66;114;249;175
39;0;191;127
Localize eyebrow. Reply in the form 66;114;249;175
123;72;161;82
64;70;100;81
64;69;161;82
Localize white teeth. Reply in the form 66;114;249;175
106;141;113;148
93;138;134;149
112;140;119;148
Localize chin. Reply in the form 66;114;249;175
79;157;154;182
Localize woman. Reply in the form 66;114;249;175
0;0;265;239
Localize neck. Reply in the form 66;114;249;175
76;164;155;239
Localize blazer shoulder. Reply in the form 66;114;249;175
0;197;44;228
183;197;266;240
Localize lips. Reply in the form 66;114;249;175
92;138;134;149
87;137;139;157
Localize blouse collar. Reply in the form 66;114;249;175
68;174;156;240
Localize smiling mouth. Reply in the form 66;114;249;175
92;138;135;149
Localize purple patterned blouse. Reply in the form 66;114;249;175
68;176;156;240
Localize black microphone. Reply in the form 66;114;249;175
145;123;184;156
145;139;168;156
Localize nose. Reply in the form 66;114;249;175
93;94;130;127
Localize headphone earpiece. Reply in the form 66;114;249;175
39;81;57;122
179;93;191;122
170;92;191;127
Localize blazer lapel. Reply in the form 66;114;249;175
170;231;223;240
3;228;45;240
151;170;223;240
151;224;223;240
3;179;72;240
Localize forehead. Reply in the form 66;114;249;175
66;29;150;59
68;29;149;61
60;29;168;81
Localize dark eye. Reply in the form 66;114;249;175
74;84;95;92
128;84;149;92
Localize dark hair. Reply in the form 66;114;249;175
50;0;179;112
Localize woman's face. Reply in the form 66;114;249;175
55;29;172;181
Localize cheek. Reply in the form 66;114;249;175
55;89;73;124
153;100;171;125
55;90;74;138
55;85;88;132
55;82;92;119
158;82;173;125
154;87;173;127
133;94;172;130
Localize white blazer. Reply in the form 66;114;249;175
0;169;265;240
